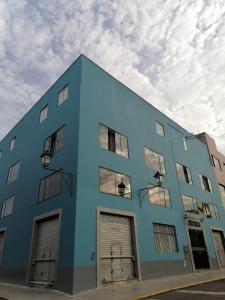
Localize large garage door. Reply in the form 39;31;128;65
99;213;136;284
31;215;60;284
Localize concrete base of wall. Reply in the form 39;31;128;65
141;259;192;281
0;258;219;295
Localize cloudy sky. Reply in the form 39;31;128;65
0;0;225;153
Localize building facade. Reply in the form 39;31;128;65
0;55;225;294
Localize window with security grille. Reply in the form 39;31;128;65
99;124;129;158
7;161;21;185
38;172;62;202
58;85;68;106
154;223;178;253
44;126;64;156
176;162;192;184
144;147;165;174
1;196;14;218
149;186;171;208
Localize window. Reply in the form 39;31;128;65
0;151;2;159
176;162;192;184
219;185;225;209
182;195;196;212
38;171;62;202
44;126;64;155
7;161;20;185
0;230;6;261
99;167;131;198
183;138;187;151
149;186;171;208
10;137;16;151
211;155;222;171
199;174;212;192
153;223;178;253
99;124;129;158
1;196;14;218
58;85;68;106
208;204;219;219
40;105;48;123
144;147;165;174
155;121;165;136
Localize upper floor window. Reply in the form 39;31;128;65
99;167;131;199
39;171;62;202
0;151;2;159
149;186;171;208
10;137;16;151
155;121;165;136
219;185;225;209
208;204;219;219
153;223;178;253
176;162;192;184
0;230;6;261
40;105;48;123
183;138;187;151
199;174;212;193
182;195;196;212
99;124;128;158
211;155;222;171
7;161;20;185
58;85;68;106
1;195;14;218
144;147;165;174
44;126;64;156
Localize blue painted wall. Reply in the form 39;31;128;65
0;56;82;271
0;54;224;292
74;55;225;269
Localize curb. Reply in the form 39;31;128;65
131;275;225;300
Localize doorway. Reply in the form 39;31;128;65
188;228;210;269
212;230;225;268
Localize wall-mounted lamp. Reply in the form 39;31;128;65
138;171;164;208
40;150;73;196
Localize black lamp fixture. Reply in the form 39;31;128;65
40;150;73;196
117;181;127;197
40;150;52;168
138;171;164;208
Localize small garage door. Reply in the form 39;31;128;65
99;213;136;284
30;215;60;284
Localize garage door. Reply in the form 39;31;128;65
99;213;136;284
31;215;60;284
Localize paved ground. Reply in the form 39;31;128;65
147;279;225;299
1;270;225;300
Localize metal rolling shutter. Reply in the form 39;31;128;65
100;213;135;283
32;216;59;283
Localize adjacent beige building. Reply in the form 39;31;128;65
196;132;225;209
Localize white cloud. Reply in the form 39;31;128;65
0;0;225;154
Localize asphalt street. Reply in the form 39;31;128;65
147;279;225;299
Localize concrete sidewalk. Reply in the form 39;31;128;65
1;270;225;300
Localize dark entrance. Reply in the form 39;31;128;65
189;229;210;269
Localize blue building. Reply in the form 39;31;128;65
0;54;225;294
